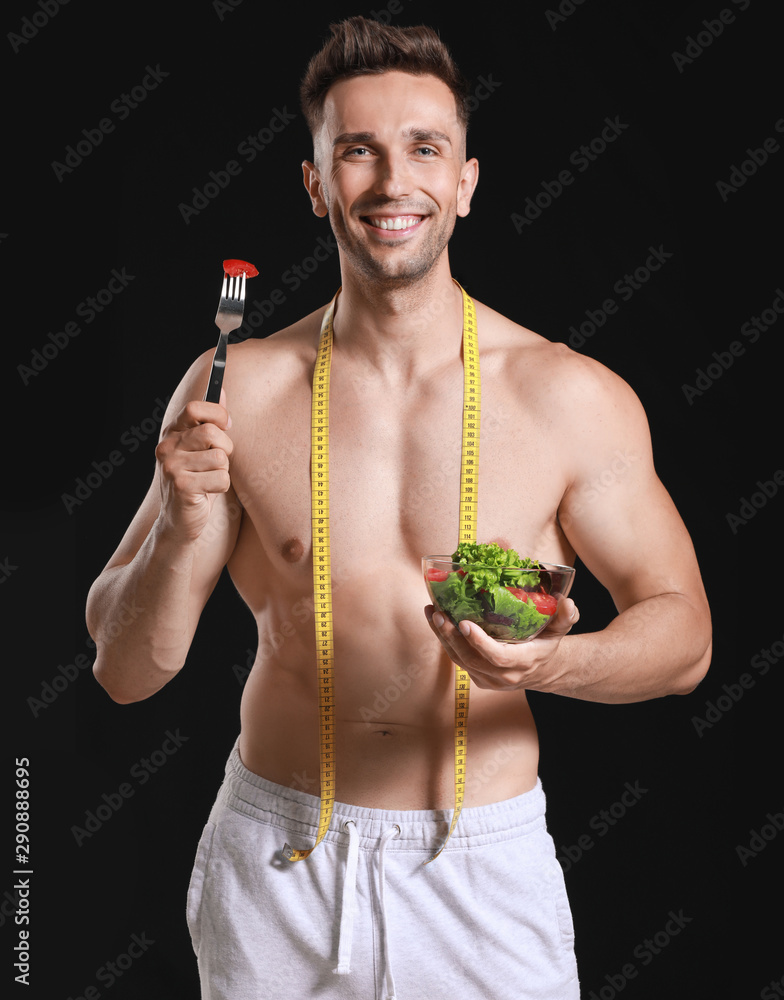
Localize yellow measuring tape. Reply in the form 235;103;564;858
284;282;479;863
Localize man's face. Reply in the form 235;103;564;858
303;71;478;287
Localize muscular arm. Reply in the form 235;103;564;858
549;362;711;701
427;355;712;703
86;353;240;703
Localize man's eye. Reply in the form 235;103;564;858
347;147;371;156
414;146;437;156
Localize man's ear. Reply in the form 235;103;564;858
302;161;329;218
456;157;479;218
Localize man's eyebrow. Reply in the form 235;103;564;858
332;131;375;147
405;127;453;146
332;128;454;147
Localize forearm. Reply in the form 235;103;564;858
86;518;200;703
545;593;712;703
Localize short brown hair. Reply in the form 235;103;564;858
300;16;470;136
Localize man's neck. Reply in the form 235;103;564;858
330;259;465;379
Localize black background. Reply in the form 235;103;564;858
3;0;782;997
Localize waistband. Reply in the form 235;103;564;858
216;738;547;852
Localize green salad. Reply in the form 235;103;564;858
426;542;559;641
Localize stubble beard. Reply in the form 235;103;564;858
330;206;457;290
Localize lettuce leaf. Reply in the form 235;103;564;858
428;573;485;625
452;542;542;591
430;542;552;640
487;585;549;638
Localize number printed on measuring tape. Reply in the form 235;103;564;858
285;285;480;863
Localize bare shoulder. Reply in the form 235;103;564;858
474;296;647;428
216;304;327;406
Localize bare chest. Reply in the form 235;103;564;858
229;355;574;596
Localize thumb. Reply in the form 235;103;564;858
547;598;579;635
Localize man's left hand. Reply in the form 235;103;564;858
424;599;580;692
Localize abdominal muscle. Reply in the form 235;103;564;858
234;565;542;811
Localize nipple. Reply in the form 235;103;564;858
282;537;305;563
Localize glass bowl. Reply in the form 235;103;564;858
423;556;575;643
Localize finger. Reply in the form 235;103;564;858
425;605;466;660
452;618;518;666
426;608;514;681
167;467;232;497
173;448;231;473
169;399;231;433
175;423;234;456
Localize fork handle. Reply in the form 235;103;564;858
204;331;228;403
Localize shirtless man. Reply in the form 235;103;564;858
86;16;711;1000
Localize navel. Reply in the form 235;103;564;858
281;537;305;563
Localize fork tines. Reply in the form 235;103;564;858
224;272;246;303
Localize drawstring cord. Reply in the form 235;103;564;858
334;821;360;974
333;821;400;999
377;825;400;1000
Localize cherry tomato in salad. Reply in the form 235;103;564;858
426;568;451;582
506;587;558;617
223;259;259;278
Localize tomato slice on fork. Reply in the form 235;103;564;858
223;259;259;278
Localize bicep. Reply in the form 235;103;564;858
558;367;705;614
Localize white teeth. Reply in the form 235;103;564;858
369;216;420;230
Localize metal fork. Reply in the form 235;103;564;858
203;272;246;402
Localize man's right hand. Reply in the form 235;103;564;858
154;391;234;543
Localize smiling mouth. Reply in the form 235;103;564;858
363;215;424;232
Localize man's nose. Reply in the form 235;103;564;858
372;152;413;200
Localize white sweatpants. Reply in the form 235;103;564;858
187;740;580;999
